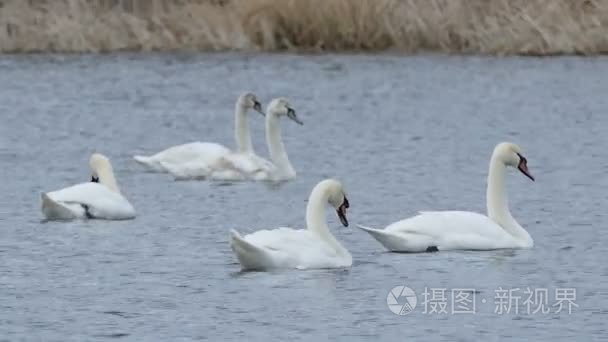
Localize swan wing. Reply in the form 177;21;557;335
134;142;231;172
41;193;85;220
162;159;212;180
44;183;135;220
388;211;498;235
208;169;247;182
360;211;515;252
243;227;317;249
232;227;343;270
214;153;275;180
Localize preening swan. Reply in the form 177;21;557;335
230;179;351;271
133;92;264;176
215;97;303;182
41;153;136;220
358;142;535;252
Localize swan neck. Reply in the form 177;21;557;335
98;165;120;194
487;156;508;220
235;104;254;154
266;115;294;176
487;155;531;243
305;184;348;255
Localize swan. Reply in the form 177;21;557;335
358;142;535;252
133;92;264;176
230;179;351;271
41;153;136;220
213;97;303;182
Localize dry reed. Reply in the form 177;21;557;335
1;0;607;54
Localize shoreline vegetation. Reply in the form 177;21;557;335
1;0;607;55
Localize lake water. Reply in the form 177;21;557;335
1;53;607;341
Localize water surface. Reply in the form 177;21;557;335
1;53;607;341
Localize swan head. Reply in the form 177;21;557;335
267;97;303;125
323;179;350;227
494;142;534;181
238;92;264;116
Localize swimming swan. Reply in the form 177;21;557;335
133;92;264;176
215;97;303;182
230;179;351;271
41;153;136;220
358;142;535;252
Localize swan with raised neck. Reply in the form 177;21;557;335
265;97;303;180
234;92;264;154
357;141;535;252
486;142;534;246
132;92;263;174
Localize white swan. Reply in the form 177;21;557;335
133;92;264;176
214;97;302;182
230;179;351;271
41;153;136;220
358;142;535;252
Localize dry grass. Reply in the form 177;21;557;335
1;0;608;54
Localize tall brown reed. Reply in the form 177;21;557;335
1;0;607;54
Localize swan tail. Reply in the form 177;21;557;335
41;193;77;220
357;224;408;252
357;224;435;253
133;155;165;172
133;155;151;164
356;224;385;234
230;230;274;271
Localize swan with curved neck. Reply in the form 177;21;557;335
358;142;535;252
132;92;264;175
42;153;136;220
216;97;302;182
90;153;120;193
230;179;351;271
486;142;534;244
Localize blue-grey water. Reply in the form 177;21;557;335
1;53;607;341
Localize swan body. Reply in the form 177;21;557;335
359;211;527;252
230;179;351;271
135;142;230;174
215;97;302;182
133;92;264;177
210;152;275;181
41;154;136;220
359;142;535;252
